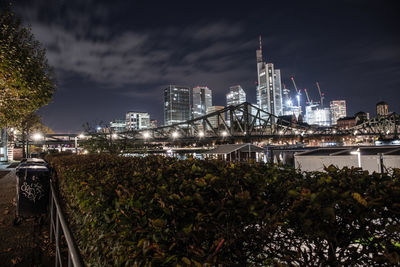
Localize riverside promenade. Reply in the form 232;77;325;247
0;162;53;266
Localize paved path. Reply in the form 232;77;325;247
0;163;53;266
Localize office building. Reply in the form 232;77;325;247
330;100;347;125
164;85;191;126
376;101;389;117
206;106;225;129
126;111;150;130
256;36;283;119
305;104;331;126
226;85;246;106
110;119;126;133
192;86;212;118
226;85;246;125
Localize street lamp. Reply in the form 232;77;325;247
32;133;43;141
221;131;228;137
172;131;179;139
198;131;204;138
143;131;150;139
350;148;361;168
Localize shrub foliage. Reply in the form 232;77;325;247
47;154;400;266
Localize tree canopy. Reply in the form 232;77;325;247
0;5;55;127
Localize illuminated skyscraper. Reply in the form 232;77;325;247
226;85;246;106
192;86;212;118
256;36;283;119
226;85;246;125
330;100;347;125
164;85;191;126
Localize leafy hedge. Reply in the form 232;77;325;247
47;154;400;266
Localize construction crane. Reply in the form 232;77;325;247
316;82;324;107
304;88;311;104
290;76;300;94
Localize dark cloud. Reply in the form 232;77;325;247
9;0;400;132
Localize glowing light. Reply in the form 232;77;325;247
286;99;293;106
143;132;150;139
83;150;89;154
32;133;43;141
96;126;102;131
172;131;179;138
279;130;284;135
221;131;228;137
198;131;204;137
112;133;118;139
78;134;85;139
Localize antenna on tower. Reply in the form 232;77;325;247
256;36;263;63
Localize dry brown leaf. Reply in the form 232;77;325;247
11;257;21;265
3;209;9;215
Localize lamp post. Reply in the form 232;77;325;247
350;148;361;168
31;133;43;158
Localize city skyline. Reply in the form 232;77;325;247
7;0;400;132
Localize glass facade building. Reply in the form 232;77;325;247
226;85;246;125
164;85;191;126
226;85;246;106
256;37;283;119
192;86;212;118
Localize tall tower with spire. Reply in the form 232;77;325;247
256;36;283;120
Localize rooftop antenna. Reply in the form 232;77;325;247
256;35;263;63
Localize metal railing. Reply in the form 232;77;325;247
49;180;84;267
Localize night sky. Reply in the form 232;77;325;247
6;0;400;133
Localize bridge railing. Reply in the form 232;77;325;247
49;180;84;267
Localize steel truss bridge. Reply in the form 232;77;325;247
20;102;399;147
119;102;400;143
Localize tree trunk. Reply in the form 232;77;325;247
22;131;26;158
